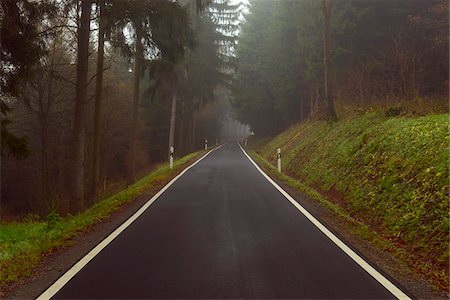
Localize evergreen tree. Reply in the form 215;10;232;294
1;0;55;159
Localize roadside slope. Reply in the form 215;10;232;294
256;112;449;291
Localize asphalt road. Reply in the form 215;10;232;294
51;142;399;299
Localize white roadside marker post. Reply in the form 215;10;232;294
169;146;174;169
205;139;208;150
277;148;281;173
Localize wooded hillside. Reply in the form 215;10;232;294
232;0;448;135
1;0;241;218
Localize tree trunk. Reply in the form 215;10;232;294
41;56;55;211
322;0;337;120
188;102;194;152
44;33;60;212
90;0;106;202
36;76;49;211
177;112;185;155
185;108;192;152
192;111;197;150
168;91;177;159
39;103;49;208
128;24;143;184
70;0;92;213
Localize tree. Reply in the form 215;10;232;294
117;0;192;183
128;18;143;183
231;0;286;135
0;0;55;159
232;0;447;135
17;33;75;213
165;0;236;156
90;0;107;200
0;103;30;159
141;0;237;159
106;0;193;182
321;0;337;120
168;90;177;158
69;0;93;212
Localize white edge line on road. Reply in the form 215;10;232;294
238;143;411;300
37;145;223;300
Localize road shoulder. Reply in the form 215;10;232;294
245;148;447;299
4;150;211;299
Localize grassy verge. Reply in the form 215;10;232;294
255;112;449;291
0;150;204;288
251;151;364;226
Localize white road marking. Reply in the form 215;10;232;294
37;145;223;300
238;143;411;300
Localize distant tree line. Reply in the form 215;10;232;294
1;0;240;218
231;0;448;136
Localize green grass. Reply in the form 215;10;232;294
251;151;361;225
257;112;449;290
0;150;203;288
250;150;412;267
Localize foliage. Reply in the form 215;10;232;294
0;0;56;159
143;0;240;157
1;0;234;217
258;113;449;289
384;106;403;117
0;0;56;96
0;118;30;159
0;150;202;289
108;0;193;65
45;211;62;230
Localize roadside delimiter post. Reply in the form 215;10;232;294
205;139;208;150
170;146;174;169
277;148;281;173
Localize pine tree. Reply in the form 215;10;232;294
70;0;93;212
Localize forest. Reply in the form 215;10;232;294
2;0;241;218
232;0;448;135
231;0;448;293
2;0;447;219
0;0;449;296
